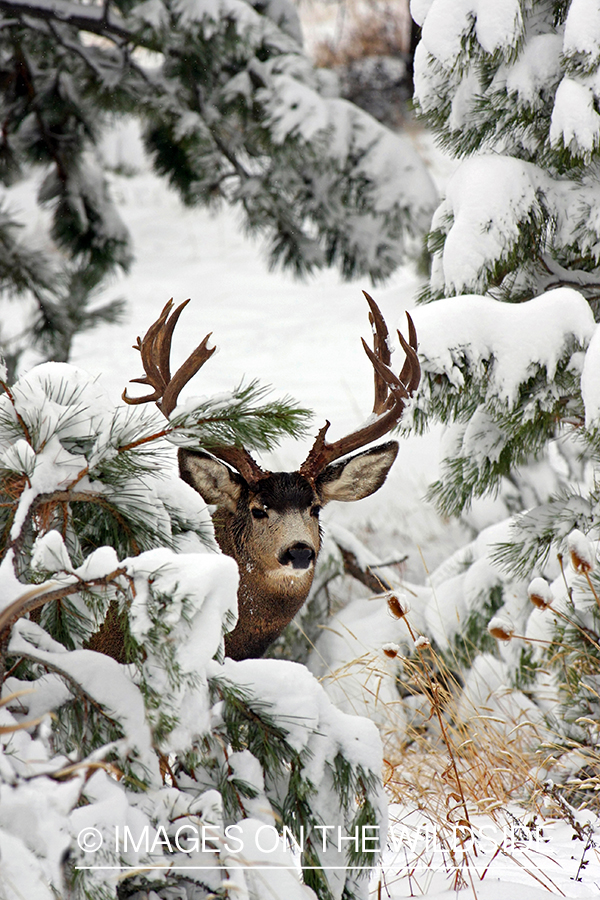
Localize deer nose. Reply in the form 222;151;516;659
279;542;316;569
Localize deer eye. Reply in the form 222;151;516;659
310;505;321;518
251;508;268;520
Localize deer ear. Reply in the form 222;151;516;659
316;441;398;504
178;449;242;512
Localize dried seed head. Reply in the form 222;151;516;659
528;577;554;609
382;642;400;659
386;591;410;619
567;529;595;575
487;615;514;642
415;635;430;650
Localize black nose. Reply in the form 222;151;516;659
279;543;316;569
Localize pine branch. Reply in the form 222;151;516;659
168;380;312;452
0;0;132;43
0;567;127;637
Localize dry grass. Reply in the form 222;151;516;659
317;633;600;896
312;0;412;68
384;652;545;813
385;723;545;821
314;616;600;831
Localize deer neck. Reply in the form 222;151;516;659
212;509;315;660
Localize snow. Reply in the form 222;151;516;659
217;657;383;771
307;570;431;746
31;530;75;574
487;615;515;641
0;829;66;900
410;288;595;407
256;76;437;245
497;33;563;107
567;528;596;573
220;818;317;900
564;0;600;63
425;155;600;296
550;77;600;155
3;673;72;720
8;618;160;780
212;656;387;900
74;545;121;581
382;803;600;898
410;0;434;28
527;576;554;609
473;0;522;56
581;323;600;425
418;0;522;69
126;547;239;673
447;69;482;130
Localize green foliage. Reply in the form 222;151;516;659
409;1;600;764
448;584;505;670
542;574;600;748
0;0;435;370
170;380;312;453
414;0;600;306
491;490;596;579
0;361;385;900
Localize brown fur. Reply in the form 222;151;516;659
179;441;399;659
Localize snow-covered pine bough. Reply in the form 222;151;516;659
121;293;420;660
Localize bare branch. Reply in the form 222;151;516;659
0;568;127;637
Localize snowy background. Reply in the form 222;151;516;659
2;117;466;582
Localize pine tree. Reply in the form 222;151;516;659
0;0;437;371
396;0;600;757
0;360;386;900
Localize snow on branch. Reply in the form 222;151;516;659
404;289;598;516
415;0;523;67
8;618;159;778
0;0;131;40
426;155;600;300
411;288;595;407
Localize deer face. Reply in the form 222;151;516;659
123;293;419;661
179;442;398;659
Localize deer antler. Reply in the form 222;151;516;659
123;299;269;485
122;299;214;416
299;291;420;481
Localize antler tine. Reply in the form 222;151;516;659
212;447;268;486
300;295;420;482
123;299;271;485
123;299;174;406
361;338;410;400
155;297;191;387
139;299;175;390
397;312;420;393
363;290;391;415
161;330;215;417
122;299;217;417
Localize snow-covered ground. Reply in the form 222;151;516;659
380;802;600;899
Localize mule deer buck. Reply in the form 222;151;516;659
123;294;420;660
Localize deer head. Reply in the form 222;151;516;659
123;294;420;660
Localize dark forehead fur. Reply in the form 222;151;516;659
250;471;316;512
